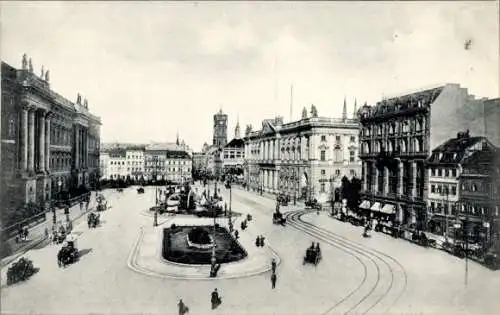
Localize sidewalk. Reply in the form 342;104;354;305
1;192;98;267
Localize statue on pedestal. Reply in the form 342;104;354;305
40;65;45;78
29;58;33;73
77;93;82;104
83;99;88;108
310;104;318;118
22;54;28;69
302;107;308;119
45;70;50;82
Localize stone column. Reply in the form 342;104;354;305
75;125;80;169
20;106;28;172
374;165;379;193
260;141;264;160
44;115;51;172
38;111;46;173
27;108;35;173
383;166;389;195
362;162;368;191
270;140;274;160
398;160;404;195
412;162;418;197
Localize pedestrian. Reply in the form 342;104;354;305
271;272;277;289
211;288;221;309
271;258;276;273
23;227;29;241
178;299;189;315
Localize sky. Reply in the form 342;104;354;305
1;1;498;151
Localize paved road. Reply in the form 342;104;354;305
2;185;499;315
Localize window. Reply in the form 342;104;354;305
472;184;477;192
451;186;457;195
8;117;15;137
349;151;355;162
437;169;442;176
335;136;341;143
431;168;436;176
321;135;326;142
350;169;355;176
445;169;449;177
452;169;457;177
335;169;340;176
321;169;326;175
431;185;436;193
430;202;435;212
350;136;355;143
320;150;326;161
320;183;326;192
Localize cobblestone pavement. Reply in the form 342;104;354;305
1;185;499;315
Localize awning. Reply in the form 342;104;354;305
380;203;395;214
359;200;371;209
370;202;382;212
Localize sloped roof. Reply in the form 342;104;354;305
146;142;180;151
225;138;244;148
166;150;191;159
427;135;488;164
373;86;445;116
461;148;499;167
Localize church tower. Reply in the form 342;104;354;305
213;108;228;147
234;115;241;139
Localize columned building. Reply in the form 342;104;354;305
1;57;101;217
244;105;360;205
358;84;498;229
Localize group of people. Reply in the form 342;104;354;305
271;258;278;289
255;235;266;247
16;226;30;243
177;288;222;314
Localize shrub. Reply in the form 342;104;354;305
188;227;211;245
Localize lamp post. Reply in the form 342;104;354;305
228;182;233;232
153;155;159;227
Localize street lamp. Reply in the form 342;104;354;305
153;155;159;227
228;182;233;232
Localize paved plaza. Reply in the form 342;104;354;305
2;185;499;315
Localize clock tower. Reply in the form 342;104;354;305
213;109;228;147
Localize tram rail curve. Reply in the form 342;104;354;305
286;210;408;315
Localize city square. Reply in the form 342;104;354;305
2;185;499;315
1;2;499;315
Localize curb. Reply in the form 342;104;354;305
127;227;281;281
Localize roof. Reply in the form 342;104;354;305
461;148;500;167
373;86;445;116
166;150;191;159
427;133;489;164
225;138;245;148
145;142;181;151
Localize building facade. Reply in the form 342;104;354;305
426;132;495;236
165;150;192;183
223;119;245;176
458;148;500;249
244;106;361;205
1;57;101;215
213;109;228;147
358;84;498;229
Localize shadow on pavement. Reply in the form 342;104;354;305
78;248;93;258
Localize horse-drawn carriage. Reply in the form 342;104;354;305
303;243;321;265
276;194;289;206
305;199;321;210
52;224;69;244
87;212;100;228
272;211;286;226
137;187;145;194
57;235;79;267
96;194;107;211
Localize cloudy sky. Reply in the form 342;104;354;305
2;1;498;150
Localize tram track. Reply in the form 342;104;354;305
286;210;408;315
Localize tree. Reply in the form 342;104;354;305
347;178;362;211
341;176;350;201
